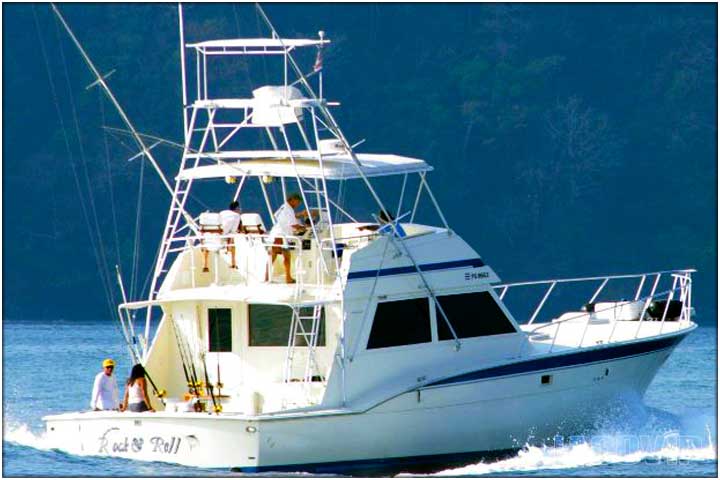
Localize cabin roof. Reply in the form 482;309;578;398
187;38;329;51
176;151;432;180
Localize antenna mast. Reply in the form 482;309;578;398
178;4;189;138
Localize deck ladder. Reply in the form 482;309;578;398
283;304;323;386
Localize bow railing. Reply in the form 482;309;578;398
494;269;695;355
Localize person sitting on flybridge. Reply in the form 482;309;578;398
358;210;407;237
90;358;120;411
266;192;308;284
199;211;223;273
219;200;242;269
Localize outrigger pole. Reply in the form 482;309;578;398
115;265;142;362
115;270;167;404
50;4;198;234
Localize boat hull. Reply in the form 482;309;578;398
44;331;687;473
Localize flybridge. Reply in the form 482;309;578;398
51;2;454;362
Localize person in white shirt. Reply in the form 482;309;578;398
266;193;308;283
219;201;242;269
90;358;120;411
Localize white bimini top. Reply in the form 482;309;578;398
177;152;432;181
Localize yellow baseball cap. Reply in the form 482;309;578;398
102;358;115;368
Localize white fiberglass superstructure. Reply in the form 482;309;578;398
44;5;697;474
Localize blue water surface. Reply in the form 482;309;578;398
2;319;717;477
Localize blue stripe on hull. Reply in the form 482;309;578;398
234;447;520;474
427;331;687;387
347;257;485;280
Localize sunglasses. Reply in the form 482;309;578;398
105;366;114;369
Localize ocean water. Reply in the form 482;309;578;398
2;318;717;477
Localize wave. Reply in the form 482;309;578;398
425;436;715;476
420;407;716;476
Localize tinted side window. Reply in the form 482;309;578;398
249;304;325;347
367;298;431;349
436;292;516;340
208;308;232;352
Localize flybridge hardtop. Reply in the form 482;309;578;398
186;37;330;50
176;152;432;180
44;5;696;474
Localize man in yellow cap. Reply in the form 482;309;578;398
90;358;120;411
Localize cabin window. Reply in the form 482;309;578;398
208;308;232;352
248;304;326;347
436;291;516;340
367;298;432;349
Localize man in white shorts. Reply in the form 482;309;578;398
265;193;307;283
219;201;242;269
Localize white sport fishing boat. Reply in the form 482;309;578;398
44;5;697;474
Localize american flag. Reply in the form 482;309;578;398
313;47;323;72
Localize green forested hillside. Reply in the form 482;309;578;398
3;3;716;322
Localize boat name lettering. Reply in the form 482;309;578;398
150;436;182;454
98;427;120;454
132;437;144;452
98;427;181;455
465;271;489;281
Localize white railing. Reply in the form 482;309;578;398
493;269;695;355
165;231;351;289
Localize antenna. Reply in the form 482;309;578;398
178;4;189;138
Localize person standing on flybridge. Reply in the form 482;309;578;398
266;193;308;283
90;358;120;411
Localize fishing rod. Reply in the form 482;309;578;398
184;339;201;397
216;352;223;397
143;366;167;405
174;319;201;397
169;315;195;395
115;265;141;362
212;319;224;396
202;353;221;414
177;319;201;396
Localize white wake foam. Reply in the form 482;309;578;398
3;423;56;451
414;407;717;477
425;434;715;476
